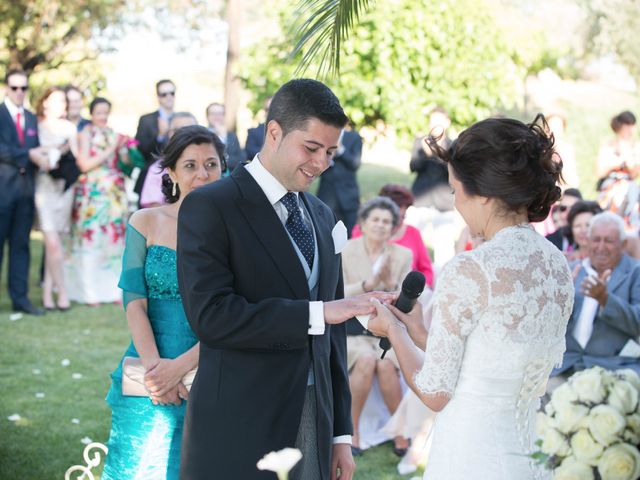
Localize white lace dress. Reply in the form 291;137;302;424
417;225;574;480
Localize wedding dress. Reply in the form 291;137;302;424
416;225;574;479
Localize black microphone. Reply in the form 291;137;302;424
379;271;426;359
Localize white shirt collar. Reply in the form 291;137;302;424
4;97;24;118
244;154;296;206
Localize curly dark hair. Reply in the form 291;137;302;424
427;114;562;222
158;125;226;203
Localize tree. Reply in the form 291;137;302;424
241;0;520;142
581;0;640;83
0;1;128;78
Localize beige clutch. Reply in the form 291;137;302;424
121;356;197;397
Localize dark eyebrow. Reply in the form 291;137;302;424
305;140;337;150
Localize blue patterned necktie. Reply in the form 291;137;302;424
281;192;315;269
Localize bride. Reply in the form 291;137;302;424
366;115;575;479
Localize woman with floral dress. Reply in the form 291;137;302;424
66;97;128;305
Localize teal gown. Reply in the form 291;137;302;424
102;224;198;480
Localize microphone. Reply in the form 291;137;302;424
379;271;426;359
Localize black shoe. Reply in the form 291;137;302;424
13;303;45;316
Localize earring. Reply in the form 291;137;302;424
172;181;177;197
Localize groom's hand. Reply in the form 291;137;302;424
331;443;355;480
324;292;396;325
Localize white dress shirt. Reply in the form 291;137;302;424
573;259;599;349
4;97;25;129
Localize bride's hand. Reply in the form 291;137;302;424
386;301;425;336
367;298;397;337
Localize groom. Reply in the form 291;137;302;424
177;79;379;479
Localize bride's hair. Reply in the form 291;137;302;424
428;114;562;222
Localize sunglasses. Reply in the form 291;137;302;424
158;91;175;98
9;85;28;92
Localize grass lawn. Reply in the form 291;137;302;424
0;163;419;480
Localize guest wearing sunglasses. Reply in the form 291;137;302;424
0;68;49;315
546;188;582;251
133;79;177;206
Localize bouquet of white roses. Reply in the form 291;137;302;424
534;366;640;480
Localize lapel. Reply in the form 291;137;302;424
232;167;310;300
300;192;335;299
0;103;19;144
607;255;631;294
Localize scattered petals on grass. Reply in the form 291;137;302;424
7;414;21;422
71;418;80;424
35;393;45;399
9;313;22;321
80;437;92;445
82;329;90;335
61;359;70;367
32;369;41;375
72;373;82;380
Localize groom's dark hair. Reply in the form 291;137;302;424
266;79;348;137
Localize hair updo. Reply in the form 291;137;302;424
428;114;562;222
158;125;226;203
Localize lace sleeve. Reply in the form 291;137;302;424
118;223;148;309
415;253;489;396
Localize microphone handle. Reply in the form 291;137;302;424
378;293;417;359
379;337;391;359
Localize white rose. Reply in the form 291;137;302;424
256;448;302;479
555;403;590;434
541;427;570;457
535;411;552;438
616;369;640;392
588;405;627;446
551;382;579;412
608;380;639;414
627;413;640;435
623;428;640;445
597;444;640;480
570;429;604;465
554;456;595;480
571;368;607;404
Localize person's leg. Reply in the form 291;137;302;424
0;200;14;299
43;230;69;309
349;354;376;448
8;196;34;309
377;358;409;452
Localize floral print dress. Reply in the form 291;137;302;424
65;125;127;304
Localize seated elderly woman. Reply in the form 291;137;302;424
565;200;603;262
552;211;640;382
342;196;413;455
352;184;434;288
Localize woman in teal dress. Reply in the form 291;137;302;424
102;126;226;479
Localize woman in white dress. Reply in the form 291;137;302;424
35;87;79;311
366;115;575;479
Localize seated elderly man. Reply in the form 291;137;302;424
553;211;640;380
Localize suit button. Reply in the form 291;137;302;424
19;167;26;174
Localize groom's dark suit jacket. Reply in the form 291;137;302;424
177;166;352;480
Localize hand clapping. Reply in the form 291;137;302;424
580;269;611;307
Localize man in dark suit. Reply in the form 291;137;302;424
178;79;385;480
553;211;640;379
244;96;272;161
206;102;245;171
317;128;363;236
0;69;48;315
133;79;176;202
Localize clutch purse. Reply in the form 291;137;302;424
122;356;197;397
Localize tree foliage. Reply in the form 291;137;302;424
241;0;520;144
582;0;640;83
